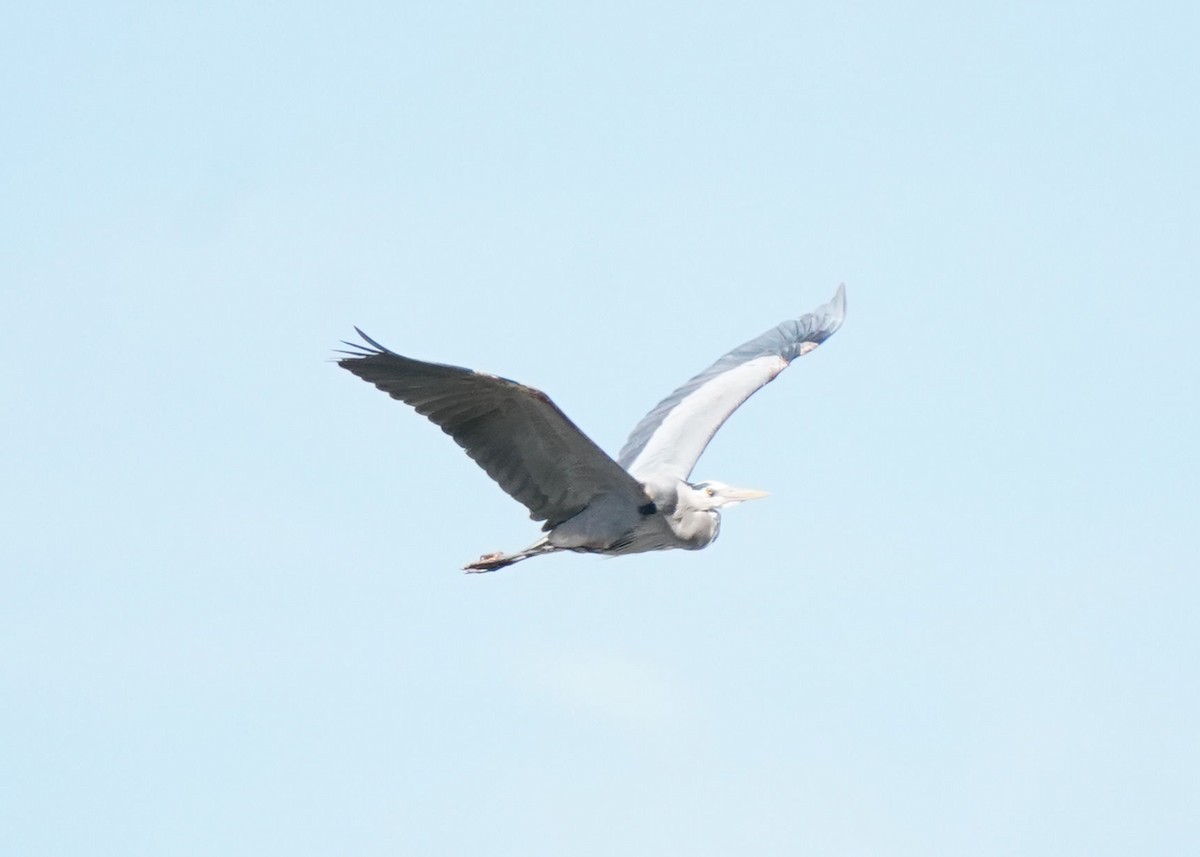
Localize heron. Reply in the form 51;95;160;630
338;284;846;572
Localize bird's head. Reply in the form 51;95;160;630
689;480;770;510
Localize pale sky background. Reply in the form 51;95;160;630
2;2;1198;855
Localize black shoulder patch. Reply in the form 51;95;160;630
638;502;657;516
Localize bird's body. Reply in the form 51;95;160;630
338;285;846;571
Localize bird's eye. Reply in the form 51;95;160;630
705;487;715;497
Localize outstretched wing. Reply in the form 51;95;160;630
338;330;647;528
618;284;847;482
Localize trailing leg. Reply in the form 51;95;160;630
463;538;558;573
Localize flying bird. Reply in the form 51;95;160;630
338;284;846;572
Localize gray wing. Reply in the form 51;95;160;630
618;284;847;482
338;330;648;528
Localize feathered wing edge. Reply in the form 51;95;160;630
617;284;846;481
337;329;649;528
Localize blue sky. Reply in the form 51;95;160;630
3;2;1198;855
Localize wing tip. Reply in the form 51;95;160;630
815;283;847;338
830;282;847;320
334;327;392;362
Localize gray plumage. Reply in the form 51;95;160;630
338;284;846;571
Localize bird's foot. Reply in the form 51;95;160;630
463;551;513;573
